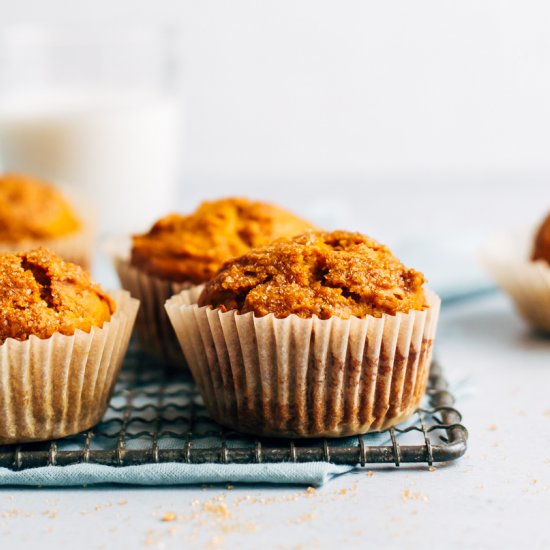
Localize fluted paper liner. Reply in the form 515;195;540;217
113;254;191;368
166;288;440;438
0;290;139;444
480;229;550;332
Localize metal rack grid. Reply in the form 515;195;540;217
0;348;468;471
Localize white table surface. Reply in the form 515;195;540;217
1;289;549;549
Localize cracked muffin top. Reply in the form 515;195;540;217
0;173;81;243
198;230;427;319
131;197;316;283
533;212;550;264
0;248;114;344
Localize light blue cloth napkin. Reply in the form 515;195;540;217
0;462;356;487
0;420;399;486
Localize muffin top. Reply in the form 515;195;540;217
198;230;427;319
533;212;550;264
0;248;114;344
131;197;316;283
0;173;81;243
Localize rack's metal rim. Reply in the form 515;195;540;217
0;361;468;471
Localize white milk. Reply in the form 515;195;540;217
0;91;181;235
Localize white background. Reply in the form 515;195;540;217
1;0;549;201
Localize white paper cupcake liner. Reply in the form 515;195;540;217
0;290;139;444
480;229;550;332
112;253;192;368
165;288;440;438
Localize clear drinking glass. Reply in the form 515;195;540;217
0;26;182;235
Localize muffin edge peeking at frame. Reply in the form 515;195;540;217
480;210;550;333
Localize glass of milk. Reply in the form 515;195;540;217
0;27;182;236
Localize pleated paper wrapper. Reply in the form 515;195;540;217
113;254;192;368
166;288;440;438
0;290;139;444
480;229;550;332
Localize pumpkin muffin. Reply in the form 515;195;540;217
131;197;316;283
0;172;93;269
0;248;113;344
113;197;316;367
0;248;139;444
166;230;440;438
533;212;550;264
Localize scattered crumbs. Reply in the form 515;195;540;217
488;424;497;431
143;528;157;546
161;511;177;522
208;535;225;548
367;470;374;477
191;499;200;506
118;499;128;506
1;509;34;519
94;502;113;512
42;510;58;519
339;488;348;495
530;479;538;485
226;484;234;491
401;489;429;502
306;486;316;496
289;512;317;525
203;501;230;519
428;466;436;472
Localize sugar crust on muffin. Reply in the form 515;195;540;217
198;230;427;319
0;248;114;344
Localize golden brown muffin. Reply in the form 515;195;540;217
533;212;550;264
0;173;81;242
199;230;427;319
131;197;316;283
0;248;114;345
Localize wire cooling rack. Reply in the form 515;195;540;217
0;346;468;471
